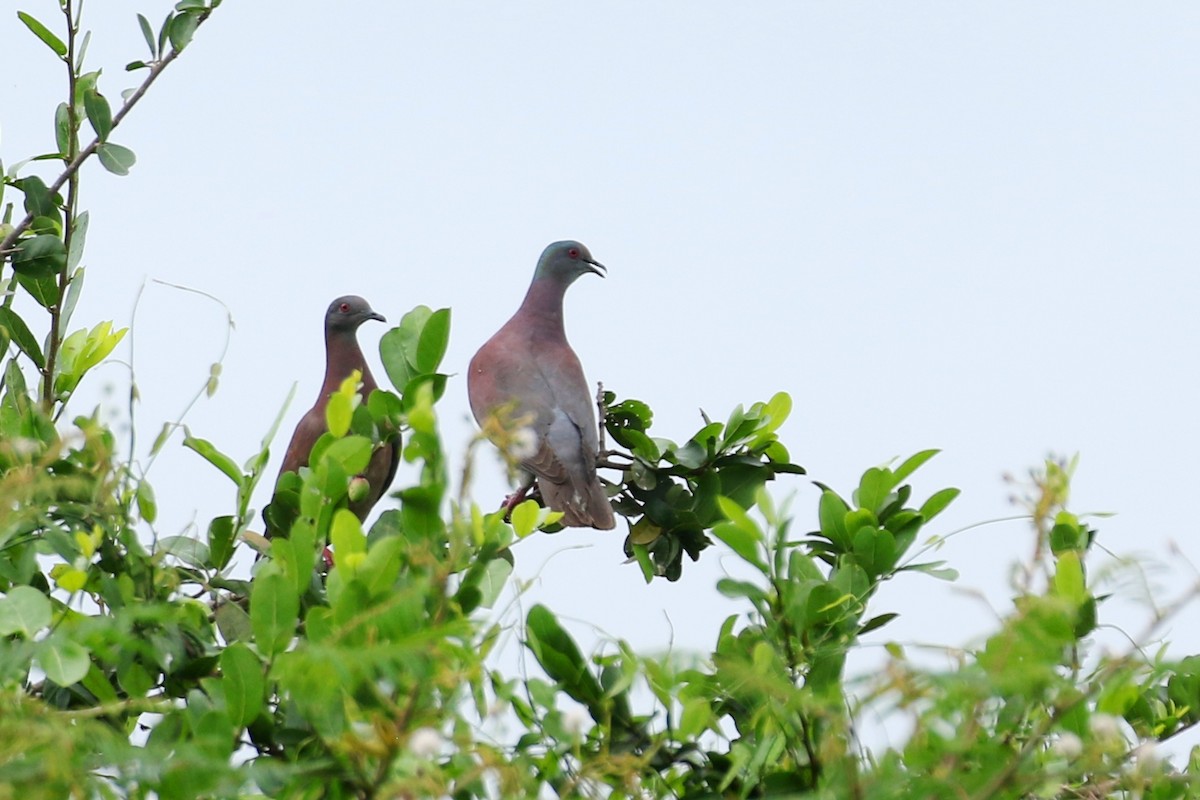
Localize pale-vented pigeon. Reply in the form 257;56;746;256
468;241;615;530
267;295;399;537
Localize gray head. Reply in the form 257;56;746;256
325;295;385;335
533;240;606;285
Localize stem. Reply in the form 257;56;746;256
0;9;212;257
43;0;81;411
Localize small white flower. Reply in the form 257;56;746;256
562;707;589;735
1132;741;1160;768
1051;732;1083;759
408;726;443;758
507;427;538;461
1089;713;1122;741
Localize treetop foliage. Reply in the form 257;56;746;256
1;2;1198;798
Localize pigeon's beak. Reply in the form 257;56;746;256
367;310;386;324
585;258;607;278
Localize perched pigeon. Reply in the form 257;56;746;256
267;295;398;537
468;241;615;530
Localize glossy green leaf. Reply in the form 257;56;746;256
330;509;366;558
510;499;541;538
817;490;851;550
855;467;891;515
919;487;959;522
325;391;353;438
859;612;899;635
17;12;67;57
16;270;59;310
220;643;264;727
83;89;112;141
415;307;451;374
0;307;46;370
250;571;298;659
711;521;765;570
12;234;65;281
891;449;939;486
183;432;243;486
208;515;236;570
168;11;199;51
526;604;604;712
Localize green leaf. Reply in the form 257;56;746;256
509;499;541;538
16;270;59;310
678;696;713;739
97;142;136;176
760;391;792;433
329;509;366;558
325;390;353;438
476;556;513;609
137;13;158;58
0;307;46;370
250;571;298;659
158;535;210;569
415;307;451;374
525;604;604;711
17;12;67;57
134;480;157;525
711;522;765;571
215;601;252;643
817;490;851;550
919;487;959;522
183;432;244;486
16;176;57;219
54;102;70;156
892;449;939;486
168;11;199;51
157;12;172;58
220;643;264;728
12;234;66;281
0;586;52;637
903;561;959;582
631;543;654;583
859;612;899;635
83;89;112;141
1053;550;1088;604
855;467;891;515
208;515;236;570
37;636;90;686
318;435;373;475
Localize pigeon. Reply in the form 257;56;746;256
468;241;615;529
267;295;398;537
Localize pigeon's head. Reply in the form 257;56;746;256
534;240;606;285
325;295;386;333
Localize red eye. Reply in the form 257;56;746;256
568;248;580;258
339;303;350;312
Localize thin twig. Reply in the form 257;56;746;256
595;381;607;453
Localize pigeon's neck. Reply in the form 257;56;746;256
321;330;376;399
516;277;568;337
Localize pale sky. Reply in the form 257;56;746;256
4;1;1199;758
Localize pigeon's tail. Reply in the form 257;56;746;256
539;476;616;530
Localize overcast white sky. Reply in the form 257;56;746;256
4;0;1199;757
